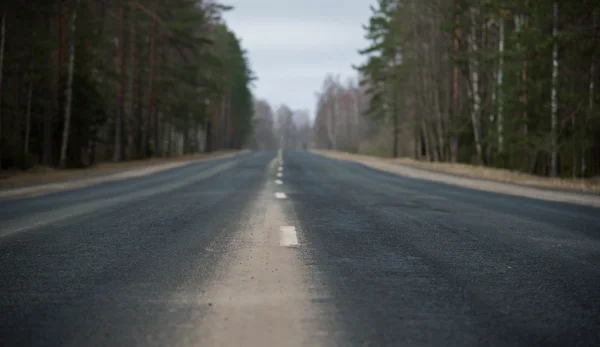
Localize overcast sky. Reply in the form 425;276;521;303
222;1;373;117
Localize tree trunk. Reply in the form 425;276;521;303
24;80;33;157
227;87;234;148
427;14;446;161
432;78;445;160
468;6;484;165
183;112;190;154
153;109;159;156
126;11;136;160
57;1;66;117
59;0;80;168
152;110;162;157
497;11;505;154
0;12;5;171
146;0;159;157
166;121;172;156
43;105;53;165
44;12;56;166
205;115;212;153
550;1;559;177
522;61;528;136
450;1;461;162
408;92;419;159
421;120;432;161
583;9;596;177
417;47;438;161
515;12;529;166
137;38;145;158
392;54;399;158
326;97;337;150
221;88;227;149
392;102;398;158
114;1;125;162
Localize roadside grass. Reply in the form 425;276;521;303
0;150;239;190
315;150;600;195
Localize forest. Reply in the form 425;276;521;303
247;98;311;151
0;0;254;171
313;0;600;178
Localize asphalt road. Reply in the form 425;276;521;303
0;150;599;346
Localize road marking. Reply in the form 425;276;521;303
277;172;283;178
275;192;287;199
278;166;283;171
267;156;278;170
280;226;298;246
192;197;321;346
275;179;283;184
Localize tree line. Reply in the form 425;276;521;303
248;98;311;151
0;0;254;171
313;0;600;178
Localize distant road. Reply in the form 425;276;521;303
1;150;599;346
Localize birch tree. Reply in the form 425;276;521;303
550;1;558;177
468;4;484;164
314;0;600;178
496;4;505;154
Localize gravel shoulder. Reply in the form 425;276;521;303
312;150;600;208
0;150;247;200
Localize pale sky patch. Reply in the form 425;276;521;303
222;0;374;117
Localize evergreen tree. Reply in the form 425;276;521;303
0;0;255;170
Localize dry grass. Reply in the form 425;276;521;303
393;157;600;194
0;150;239;190
316;150;600;195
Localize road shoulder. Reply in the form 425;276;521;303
312;150;600;208
0;151;248;200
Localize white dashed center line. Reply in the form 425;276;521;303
275;179;283;184
278;166;283;171
275;192;287;199
280;226;298;246
277;172;283;178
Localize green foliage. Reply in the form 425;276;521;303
0;0;254;169
353;0;600;177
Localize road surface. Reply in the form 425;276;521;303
1;151;599;346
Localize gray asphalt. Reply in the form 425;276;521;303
1;150;599;346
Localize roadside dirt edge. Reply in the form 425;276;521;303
0;151;249;200
312;150;600;208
